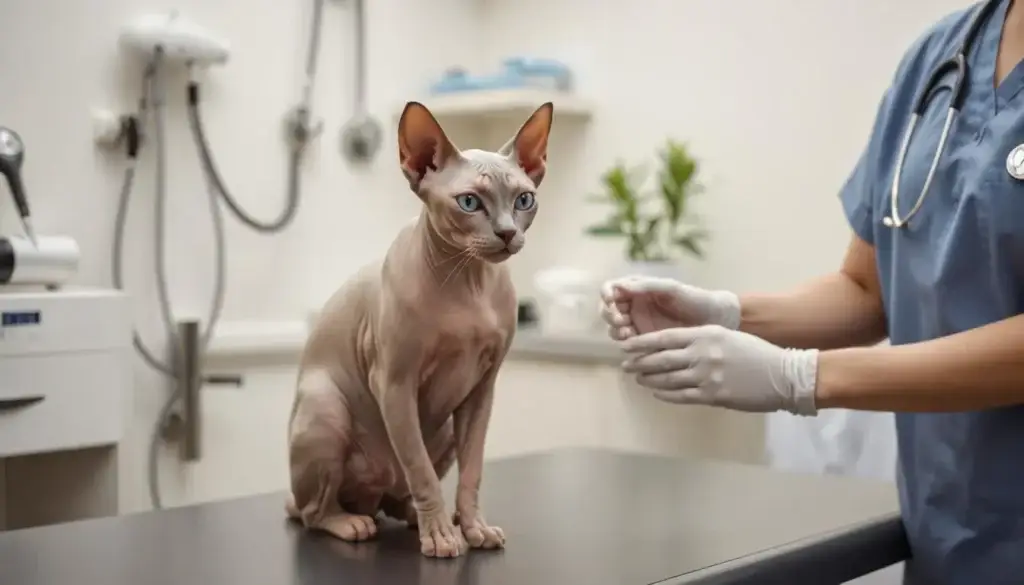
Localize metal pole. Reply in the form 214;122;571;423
178;319;202;461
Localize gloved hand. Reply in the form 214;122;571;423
620;324;820;416
599;276;742;341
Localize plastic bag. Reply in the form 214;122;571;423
764;409;898;481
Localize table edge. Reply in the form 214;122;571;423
661;512;909;585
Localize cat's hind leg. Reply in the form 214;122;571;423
287;369;377;542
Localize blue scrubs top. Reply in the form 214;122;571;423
839;1;1024;583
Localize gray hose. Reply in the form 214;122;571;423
186;0;324;234
112;64;174;377
187;103;302;233
302;0;325;109
352;0;365;113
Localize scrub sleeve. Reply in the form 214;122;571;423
838;90;894;246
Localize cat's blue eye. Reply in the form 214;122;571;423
455;193;482;212
514;192;536;211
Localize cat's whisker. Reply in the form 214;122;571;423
435;245;477;284
455;247;483;281
427;250;461;269
439;249;477;289
432;248;469;272
426;240;472;270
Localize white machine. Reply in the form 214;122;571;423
0;124;131;529
0;286;131;530
0;287;130;460
0;235;79;287
0;126;80;287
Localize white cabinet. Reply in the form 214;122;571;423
488;358;766;464
0;351;126;458
0;288;131;529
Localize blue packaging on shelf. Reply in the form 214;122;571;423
429;68;525;94
502;57;573;91
427;58;575;96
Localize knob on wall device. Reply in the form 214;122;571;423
0;126;81;288
0;127;38;247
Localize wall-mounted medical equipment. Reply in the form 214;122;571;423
119;12;230;65
0;127;39;247
95;2;332;511
0;127;80;288
339;0;381;164
0;236;79;288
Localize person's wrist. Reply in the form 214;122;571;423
710;290;742;330
781;348;819;416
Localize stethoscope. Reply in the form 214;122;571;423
884;0;1018;229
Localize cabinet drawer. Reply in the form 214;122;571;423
0;350;129;458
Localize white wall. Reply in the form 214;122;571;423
0;0;971;513
493;0;973;294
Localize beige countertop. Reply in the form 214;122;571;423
206;319;624;368
508;327;623;366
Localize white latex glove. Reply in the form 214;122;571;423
620;325;820;416
599;276;741;341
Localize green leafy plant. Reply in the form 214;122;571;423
584;140;708;262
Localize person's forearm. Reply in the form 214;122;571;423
816;314;1024;411
738;273;887;350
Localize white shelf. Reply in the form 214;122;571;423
393;89;593;123
206;320;309;360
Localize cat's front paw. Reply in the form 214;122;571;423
417;509;465;558
454;509;505;550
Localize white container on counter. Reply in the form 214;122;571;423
532;266;600;336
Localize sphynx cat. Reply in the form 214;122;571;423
286;101;553;558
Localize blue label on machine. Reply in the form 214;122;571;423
2;310;41;327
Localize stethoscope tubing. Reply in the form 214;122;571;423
884;0;1000;229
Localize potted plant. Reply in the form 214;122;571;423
584;140;708;277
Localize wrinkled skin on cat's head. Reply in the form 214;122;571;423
397;102;553;263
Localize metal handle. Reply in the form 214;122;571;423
174;319;247;462
205;374;243;386
178;319;202;462
0;395;45;411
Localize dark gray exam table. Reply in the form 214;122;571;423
0;448;908;585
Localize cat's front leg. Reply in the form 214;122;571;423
377;370;464;558
452;368;505;550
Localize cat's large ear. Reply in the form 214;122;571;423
498;102;553;187
397;102;459;189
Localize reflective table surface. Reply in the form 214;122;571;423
0;448;907;585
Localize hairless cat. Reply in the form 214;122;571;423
286;101;553;558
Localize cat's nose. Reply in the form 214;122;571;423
494;227;517;244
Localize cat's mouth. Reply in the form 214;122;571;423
484;245;517;262
474;238;522;262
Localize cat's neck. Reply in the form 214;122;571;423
414;211;492;290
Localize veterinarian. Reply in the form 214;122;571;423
600;1;1024;584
